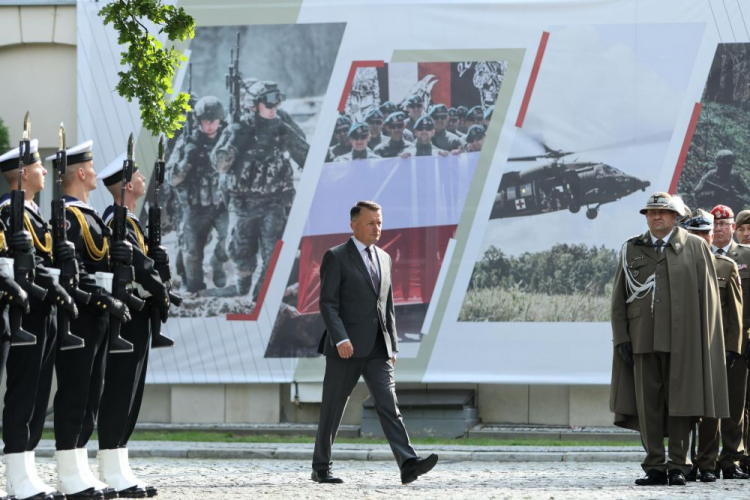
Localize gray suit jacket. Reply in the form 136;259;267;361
317;238;398;358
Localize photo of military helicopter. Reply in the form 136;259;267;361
489;141;652;220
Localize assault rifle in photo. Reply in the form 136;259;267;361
225;31;243;124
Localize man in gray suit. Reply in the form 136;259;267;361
311;200;438;485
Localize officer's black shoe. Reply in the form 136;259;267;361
699;469;717;482
400;454;439;485
722;465;750;479
634;469;668;486
310;470;343;484
51;491;67;500
145;485;157;497
685;466;697;482
668;469;687;486
117;485;147;498
65;487;104;499
19;494;54;500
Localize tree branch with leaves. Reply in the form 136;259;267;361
100;0;195;137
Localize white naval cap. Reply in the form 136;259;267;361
0;139;40;172
44;140;94;167
96;153;138;186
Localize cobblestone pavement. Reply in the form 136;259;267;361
21;458;750;499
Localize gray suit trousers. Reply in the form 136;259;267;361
312;338;417;471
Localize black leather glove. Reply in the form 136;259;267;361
110;240;133;266
8;231;32;253
46;281;77;318
54;241;76;264
0;274;29;313
617;341;634;367
149;245;169;266
102;295;131;323
153;294;170;323
726;350;739;373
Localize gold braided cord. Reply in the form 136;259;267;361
107;215;148;255
66;206;108;261
24;213;52;254
128;218;148;255
0;231;6;251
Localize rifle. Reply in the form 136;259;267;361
52;123;88;350
8;113;47;347
225;31;242;124
186;63;194;135
148;136;182;349
108;134;144;354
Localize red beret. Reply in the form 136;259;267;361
711;205;734;220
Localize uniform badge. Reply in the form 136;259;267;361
632;270;639;278
64;219;71;231
739;264;748;271
674;242;681;250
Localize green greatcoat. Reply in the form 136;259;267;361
610;227;730;431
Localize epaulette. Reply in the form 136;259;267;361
716;253;737;265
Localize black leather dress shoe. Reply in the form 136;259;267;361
100;488;118;499
723;465;750;479
145;485;157;497
67;487;105;499
699;469;717;482
117;486;147;498
668;469;686;486
400;454;439;485
311;470;343;484
634;469;668;486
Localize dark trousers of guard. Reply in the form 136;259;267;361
54;308;109;450
3;301;56;453
98;309;151;448
313;330;417;472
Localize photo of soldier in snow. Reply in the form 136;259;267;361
159;23;345;317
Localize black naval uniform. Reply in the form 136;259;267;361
0;195;61;454
98;205;167;450
54;195;113;450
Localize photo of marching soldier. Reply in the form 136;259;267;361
324;61;506;162
160;23;345;317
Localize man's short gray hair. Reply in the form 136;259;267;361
350;200;381;221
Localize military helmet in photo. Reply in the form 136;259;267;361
194;96;225;122
716;149;735;163
247;80;286;107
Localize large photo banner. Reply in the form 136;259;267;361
77;0;744;384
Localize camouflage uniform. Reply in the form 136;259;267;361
212;81;309;297
166;96;229;293
694;150;750;214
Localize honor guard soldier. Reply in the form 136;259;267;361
401;117;448;158
709;204;750;479
52;140;133;499
683;210;743;482
428;104;463;153
334;123;381;162
0;138;78;500
373;112;413;158
97;155;170;498
610;192;729;486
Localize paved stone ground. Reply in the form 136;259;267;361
18;458;750;499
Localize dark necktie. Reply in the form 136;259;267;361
717;248;725;256
655;239;664;255
365;247;381;294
